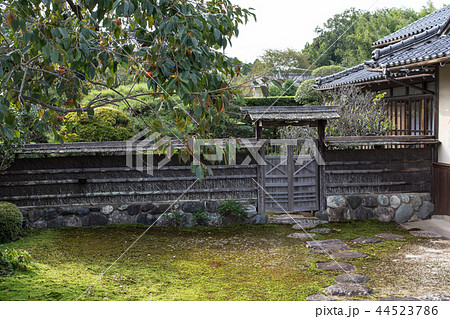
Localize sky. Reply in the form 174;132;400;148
224;0;448;63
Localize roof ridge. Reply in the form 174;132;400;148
373;25;442;60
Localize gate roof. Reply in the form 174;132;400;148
240;106;340;127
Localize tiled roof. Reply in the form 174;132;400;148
241;106;340;122
316;7;450;90
315;64;383;90
372;4;450;47
367;26;450;68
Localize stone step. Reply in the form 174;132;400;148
316;261;355;272
324;284;374;297
269;215;326;226
334;274;371;283
330;250;369;259
306;239;348;254
287;233;317;240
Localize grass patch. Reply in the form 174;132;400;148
0;221;421;301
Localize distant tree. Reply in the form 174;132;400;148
311;65;346;78
269;79;298;96
260;48;310;78
303;3;437;67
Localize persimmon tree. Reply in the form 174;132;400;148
0;0;255;169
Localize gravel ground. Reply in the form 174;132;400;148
372;239;450;298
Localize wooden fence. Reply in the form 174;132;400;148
325;148;433;195
0;155;257;208
0;139;436;210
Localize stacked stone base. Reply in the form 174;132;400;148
321;193;434;223
21;201;268;229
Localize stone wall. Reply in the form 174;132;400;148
319;193;434;223
21;200;268;229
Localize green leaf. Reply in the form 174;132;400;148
106;76;114;88
1;124;14;139
0;103;7;115
51;48;60;64
51;28;61;38
194;105;202;117
59;27;69;39
195;165;204;181
14;130;20;138
194;18;203;29
42;44;51;59
213;29;221;44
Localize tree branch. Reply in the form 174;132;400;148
66;0;83;21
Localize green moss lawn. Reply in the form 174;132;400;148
0;220;421;301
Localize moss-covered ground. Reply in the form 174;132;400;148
0;220;424;301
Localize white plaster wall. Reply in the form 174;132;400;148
439;64;450;164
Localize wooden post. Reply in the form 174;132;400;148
255;120;265;214
287;144;294;212
317;120;326;212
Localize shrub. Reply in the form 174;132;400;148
243;96;298;107
294;79;324;105
311;65;346;78
192;209;209;225
0;248;32;272
218;200;247;218
60;107;134;142
0;202;23;244
326;86;392;136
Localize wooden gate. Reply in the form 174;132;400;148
262;143;319;213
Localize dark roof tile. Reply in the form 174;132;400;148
315;64;383;90
372;4;450;47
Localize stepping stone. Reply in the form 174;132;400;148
410;231;444;239
287;232;317;239
418;293;450;301
330;250;368;259
291;218;328;229
316;261;355;272
378;297;420;301
375;233;405;241
306;239;348;254
310;228;331;234
270;215;324;225
352;237;383;244
323;284;374;297
335;274;371;283
306;294;336;301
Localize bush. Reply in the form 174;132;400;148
0;202;23;244
243;96;298;107
294;79;324;105
1;248;32;272
60;107;134;142
218;200;247;218
311;65;346;78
